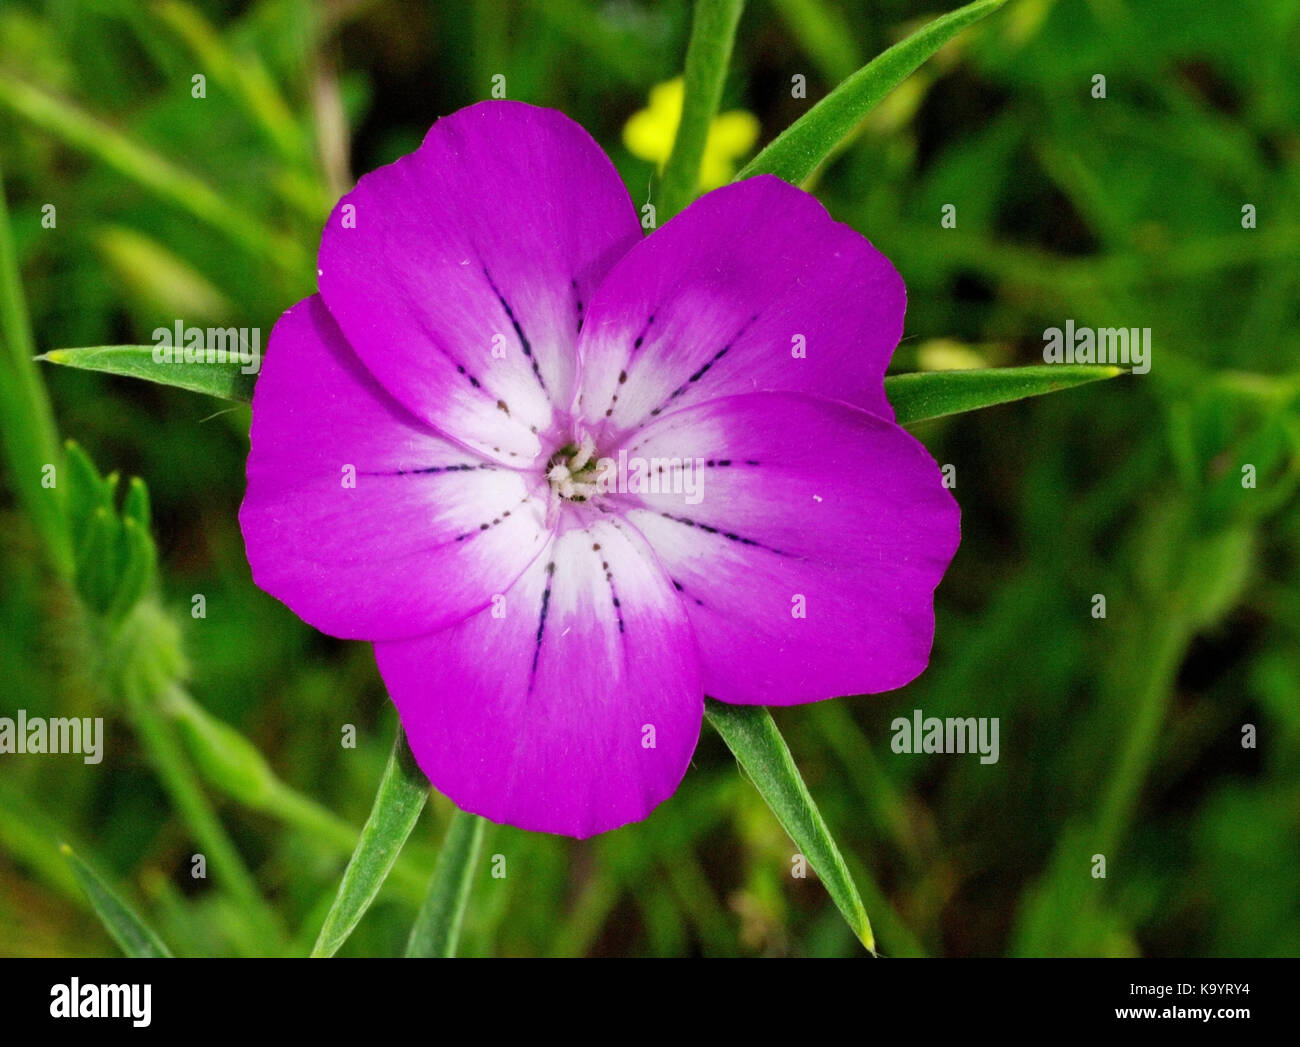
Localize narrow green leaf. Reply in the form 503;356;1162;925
155;1;309;166
886;365;1126;426
160;688;430;899
659;0;747;222
737;0;1008;185
311;727;429;958
0;151;73;575
405;808;487;957
164;687;281;810
38;346;257;402
123;475;152;531
704;699;874;952
119;652;282;951
60;843;173;958
105;516;157;623
0;72;308;274
769;0;863;83
76;506;123;615
64;440;110;544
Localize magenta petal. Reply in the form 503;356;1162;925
239;296;550;641
615;392;960;704
573;175;904;438
317;101;642;463
376;518;703;838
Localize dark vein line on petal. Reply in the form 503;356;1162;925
600;314;654;419
360;462;500;477
529;560;557;689
592;542;625;634
572;278;584;334
657;511;787;555
641;313;760;424
483;266;547;394
453;496;531;542
671;576;706;607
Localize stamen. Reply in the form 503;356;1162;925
546;433;604;508
570;431;596;472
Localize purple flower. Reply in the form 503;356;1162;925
239;101;960;838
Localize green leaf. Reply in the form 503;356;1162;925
0;151;73;576
658;0;747;222
76;506;123;615
0;71;308;274
38;345;257;402
60;843;173;958
737;0;1009;186
64;441;113;546
704;699;874;952
164;687;281;809
405;808;487;958
311;727;429;958
60;442;158;621
123;476;152;531
105;516;157;624
886;365;1126;426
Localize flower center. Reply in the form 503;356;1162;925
546;432;602;503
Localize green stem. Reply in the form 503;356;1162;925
0;152;73;575
161;683;433;900
658;0;746;222
122;675;283;951
405;808;487;957
1094;616;1191;856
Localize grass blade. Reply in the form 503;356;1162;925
61;843;173;958
0;152;73;575
311;727;429;958
737;0;1008;185
0;71;308;274
405;808;487;957
886;364;1126;426
38;345;258;402
704;699;875;952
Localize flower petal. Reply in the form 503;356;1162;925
376;517;702;838
573;174;904;439
612;391;959;704
317;101;642;464
240;296;550;641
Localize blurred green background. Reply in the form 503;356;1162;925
1;0;1297;957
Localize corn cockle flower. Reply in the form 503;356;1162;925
239;101;960;838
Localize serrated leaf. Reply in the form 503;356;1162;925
38;346;257;402
886;365;1125;426
705;699;875;952
60;843;173;958
311;727;429;958
737;0;1009;186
